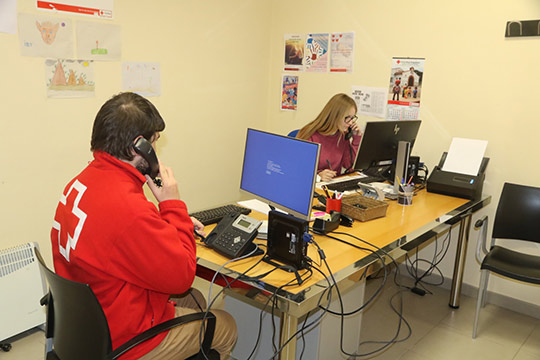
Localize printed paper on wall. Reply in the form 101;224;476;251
36;0;113;19
305;33;329;73
330;32;354;73
19;13;74;58
284;34;304;72
281;74;298;111
45;58;95;98
122;62;161;97
0;0;17;34
77;21;121;60
387;57;425;120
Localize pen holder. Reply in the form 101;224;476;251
326;198;342;213
398;188;414;206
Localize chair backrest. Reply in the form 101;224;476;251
287;129;299;138
492;182;540;243
35;248;114;360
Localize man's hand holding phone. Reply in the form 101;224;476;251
146;161;180;203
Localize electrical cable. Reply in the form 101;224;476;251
405;226;452;293
196;244;267;360
320;231;412;357
269;268;313;357
243;268;316;360
299;310;311;360
314;232;389;317
265;265;334;360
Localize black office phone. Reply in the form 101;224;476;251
204;213;262;259
133;137;162;187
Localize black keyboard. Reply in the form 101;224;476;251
325;176;383;192
189;204;252;226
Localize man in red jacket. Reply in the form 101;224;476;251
51;92;237;359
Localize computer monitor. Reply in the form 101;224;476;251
240;128;320;220
353;120;422;174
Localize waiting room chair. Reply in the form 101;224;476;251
472;182;540;338
35;248;219;360
287;129;299;138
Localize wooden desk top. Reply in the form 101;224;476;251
196;190;485;303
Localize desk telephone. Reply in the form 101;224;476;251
204;213;262;258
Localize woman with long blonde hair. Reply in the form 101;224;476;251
297;93;361;181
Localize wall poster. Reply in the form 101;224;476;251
387;57;425;120
281;74;298;111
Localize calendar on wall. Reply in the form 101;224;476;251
387;57;425;121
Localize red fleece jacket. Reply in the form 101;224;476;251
51;151;196;360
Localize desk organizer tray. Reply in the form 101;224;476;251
341;195;388;222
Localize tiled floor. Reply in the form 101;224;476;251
2;275;539;360
357;273;540;360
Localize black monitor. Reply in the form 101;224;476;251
353;120;421;174
240;128;320;220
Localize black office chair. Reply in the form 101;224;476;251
472;182;540;338
287;129;299;138
35;248;220;360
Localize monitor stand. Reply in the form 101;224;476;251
363;165;398;200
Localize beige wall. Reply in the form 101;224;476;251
1;0;539;307
266;0;540;306
0;0;271;258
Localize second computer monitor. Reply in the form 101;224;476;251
240;128;320;221
353;120;421;172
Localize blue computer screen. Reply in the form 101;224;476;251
240;129;320;219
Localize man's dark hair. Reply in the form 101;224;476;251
91;92;165;160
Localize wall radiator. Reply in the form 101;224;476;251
0;242;46;342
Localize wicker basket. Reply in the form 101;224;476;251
340;194;388;222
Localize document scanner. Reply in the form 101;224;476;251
427;152;489;200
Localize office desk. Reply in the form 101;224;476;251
196;190;491;359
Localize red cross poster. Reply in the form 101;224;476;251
37;0;113;19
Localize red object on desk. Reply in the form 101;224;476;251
326;198;342;213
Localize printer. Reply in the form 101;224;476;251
427;152;489;200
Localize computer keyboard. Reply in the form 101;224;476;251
325;176;384;192
189;204;252;226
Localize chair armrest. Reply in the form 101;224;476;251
474;215;489;263
112;312;216;360
39;292;55;341
40;293;50;306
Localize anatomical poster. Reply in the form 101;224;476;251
18;13;73;58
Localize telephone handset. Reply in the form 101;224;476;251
204;213;262;259
132;137;161;186
345;127;353;140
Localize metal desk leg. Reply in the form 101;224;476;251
449;214;472;308
279;312;298;360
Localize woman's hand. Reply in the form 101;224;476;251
349;121;362;136
319;169;337;182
